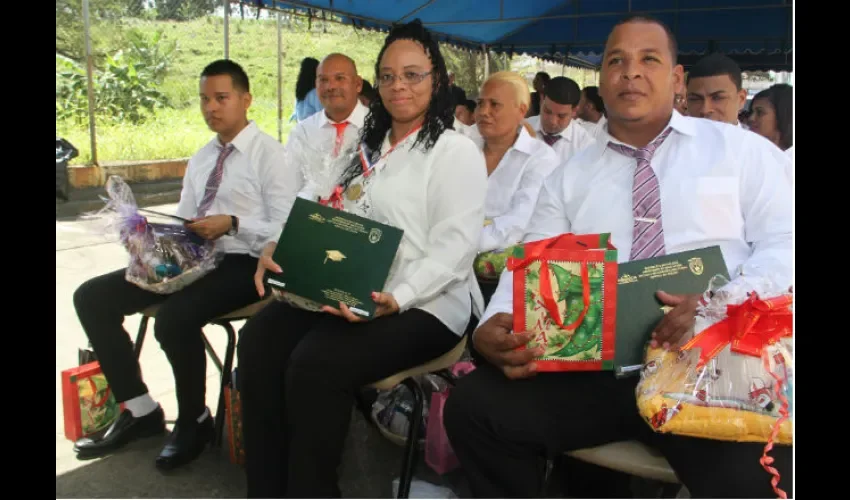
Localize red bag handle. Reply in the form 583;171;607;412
538;259;591;331
508;234;594;332
86;377;111;409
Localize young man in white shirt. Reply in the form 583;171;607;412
72;60;298;470
526;77;596;164
443;15;793;499
283;53;368;201
574;85;608;138
686;53;749;128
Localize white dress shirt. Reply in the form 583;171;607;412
453;118;471;136
479;126;561;252
481;111;793;326
785;145;794;185
576;115;608;139
342;129;488;335
285;101;369;201
526;116;597;164
176;120;299;258
462;123;485;149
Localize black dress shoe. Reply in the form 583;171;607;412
74;406;166;459
155;412;214;471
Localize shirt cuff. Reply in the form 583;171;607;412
390;283;416;312
477;303;512;331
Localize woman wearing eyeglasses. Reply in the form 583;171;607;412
237;19;487;498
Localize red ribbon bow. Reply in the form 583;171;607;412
319;185;345;210
681;292;793;368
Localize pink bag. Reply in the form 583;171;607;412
425;361;476;475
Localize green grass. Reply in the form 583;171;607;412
58;16;387;164
57;15;602;165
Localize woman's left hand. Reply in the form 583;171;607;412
321;292;400;322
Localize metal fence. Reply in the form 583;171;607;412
56;0;600;166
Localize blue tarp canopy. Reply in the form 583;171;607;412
242;0;793;71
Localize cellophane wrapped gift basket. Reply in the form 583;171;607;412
636;274;793;498
95;175;223;294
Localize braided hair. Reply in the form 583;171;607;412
338;19;454;190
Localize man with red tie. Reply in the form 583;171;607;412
71;59;299;470
443;15;793;499
282;53;368;203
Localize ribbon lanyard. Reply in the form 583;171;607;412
359;124;422;178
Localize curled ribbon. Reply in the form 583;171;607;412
760;353;790;499
681;292;793;368
681;292;793;499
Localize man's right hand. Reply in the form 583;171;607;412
472;312;544;380
254;242;282;297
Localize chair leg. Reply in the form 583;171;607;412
203;334;224;373
211;321;237;449
397;377;425;499
134;316;150;359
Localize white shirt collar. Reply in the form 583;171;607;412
534;118;577;141
513;125;538;155
218;120;258;153
481;125;537;156
316;101;369;129
589;110;696;161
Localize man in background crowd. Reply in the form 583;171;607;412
686;53;748;127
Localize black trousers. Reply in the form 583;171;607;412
73;253;259;423
443;363;793;499
237;301;460;498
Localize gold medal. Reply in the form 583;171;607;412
345;183;363;201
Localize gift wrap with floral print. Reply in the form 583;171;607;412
61;361;122;441
508;233;619;371
636;277;794;445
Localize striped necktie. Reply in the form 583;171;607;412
606;127;673;260
541;132;561;146
196;143;235;217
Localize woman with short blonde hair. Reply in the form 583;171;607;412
472;70;560;302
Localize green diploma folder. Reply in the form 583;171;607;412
265;198;404;319
614;246;729;377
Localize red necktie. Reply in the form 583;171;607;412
332;122;349;157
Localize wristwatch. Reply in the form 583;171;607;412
227;215;239;236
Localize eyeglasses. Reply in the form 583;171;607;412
377;71;432;87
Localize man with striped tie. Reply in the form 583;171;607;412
71;60;299;470
443;15;793;499
525;76;596;164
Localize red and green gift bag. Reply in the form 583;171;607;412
508;233;619;371
61;361;122;441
